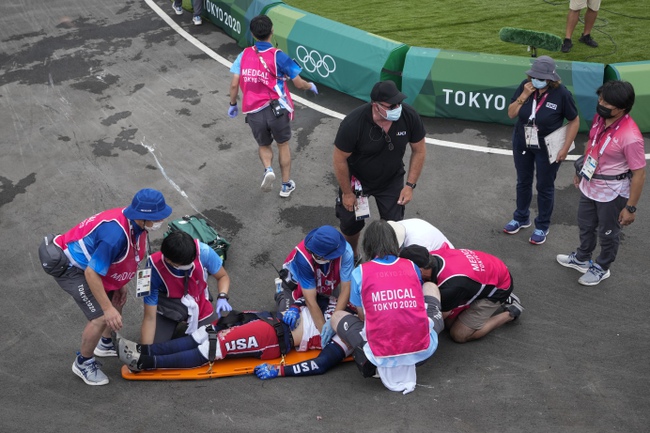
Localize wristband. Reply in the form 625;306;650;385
229;102;237;106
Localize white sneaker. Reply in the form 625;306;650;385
192;16;202;26
172;4;183;15
279;180;296;197
261;168;275;192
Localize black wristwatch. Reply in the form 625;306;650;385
217;292;229;300
405;182;417;189
626;205;637;214
229;102;237;106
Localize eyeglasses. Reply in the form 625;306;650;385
377;102;400;110
308;242;340;262
311;253;330;263
369;125;394;151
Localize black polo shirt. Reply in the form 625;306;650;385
334;103;426;194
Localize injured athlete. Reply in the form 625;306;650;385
116;306;353;378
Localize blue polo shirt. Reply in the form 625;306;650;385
143;242;223;306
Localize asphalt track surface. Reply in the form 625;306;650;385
1;1;649;432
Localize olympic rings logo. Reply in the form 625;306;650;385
295;46;336;78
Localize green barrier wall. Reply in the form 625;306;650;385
402;48;603;132
202;0;282;47
191;1;649;132
265;4;409;102
604;62;650;132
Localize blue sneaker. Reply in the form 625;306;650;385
260;167;275;192
503;219;531;234
279;180;296;197
192;15;202;26
529;229;549;245
172;4;183;15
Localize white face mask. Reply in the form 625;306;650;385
174;263;194;271
145;221;164;232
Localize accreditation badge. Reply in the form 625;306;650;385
579;155;599;181
524;125;540;149
355;195;370;221
136;268;151;297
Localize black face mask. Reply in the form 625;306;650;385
596;103;615;119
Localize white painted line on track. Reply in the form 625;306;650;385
146;0;650;161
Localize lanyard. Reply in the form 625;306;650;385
253;46;288;82
131;225;151;266
351;176;363;194
253;46;293;113
528;91;549;122
588;115;626;159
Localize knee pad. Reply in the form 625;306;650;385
352;343;377;378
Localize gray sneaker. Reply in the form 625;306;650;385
116;333;142;371
579;263;610;286
504;293;524;320
72;353;109;386
556;252;590;273
93;340;117;357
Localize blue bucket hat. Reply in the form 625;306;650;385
304;225;346;260
123;188;172;221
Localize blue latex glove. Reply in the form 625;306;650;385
216;298;232;317
254;363;279;380
282;306;300;330
308;82;318;95
320;319;334;346
228;104;238;118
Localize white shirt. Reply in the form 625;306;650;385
400;218;454;250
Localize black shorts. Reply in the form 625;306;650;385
54;266;113;321
335;175;405;236
246;105;292;146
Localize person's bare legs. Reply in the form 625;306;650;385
276;141;291;183
564;9;581;39
80;317;107;357
259;144;273;169
583;7;598;36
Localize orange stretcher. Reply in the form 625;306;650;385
121;350;351;381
